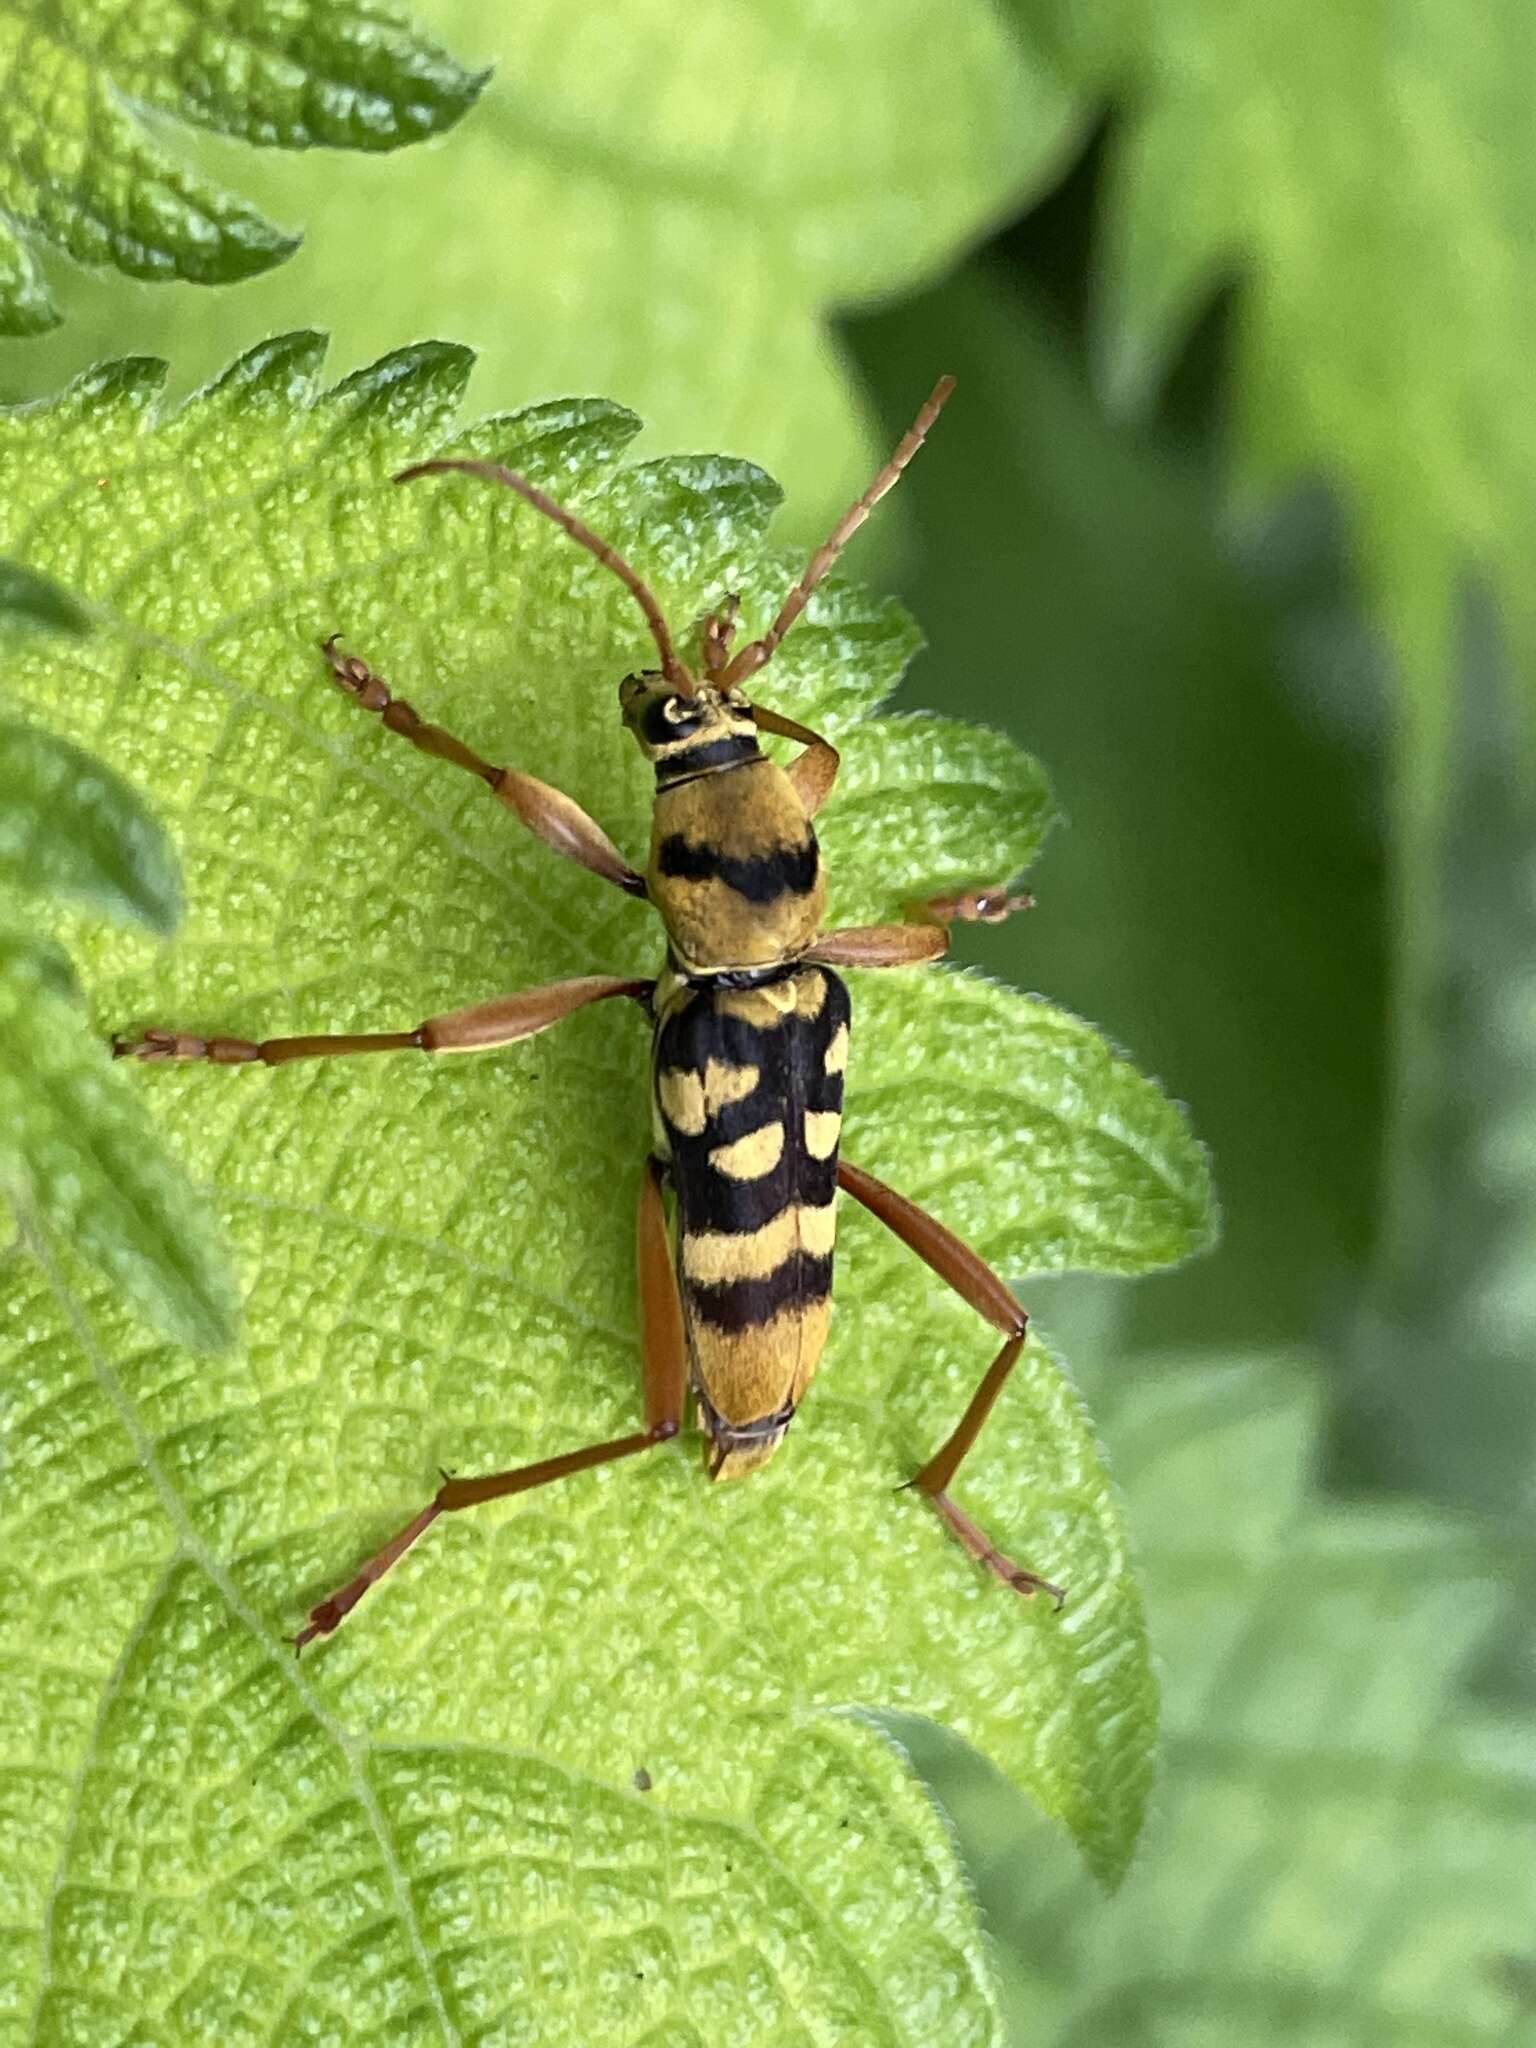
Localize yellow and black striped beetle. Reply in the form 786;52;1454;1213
116;378;1064;1647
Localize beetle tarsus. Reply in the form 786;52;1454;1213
322;634;392;711
911;885;1035;927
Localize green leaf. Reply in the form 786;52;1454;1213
0;561;89;637
821;712;1057;926
0;703;183;932
849;260;1387;1351
6;0;1082;541
1340;643;1536;1518
1331;632;1536;1706
0;929;239;1354
1013;0;1536;1243
0;556;197;939
1022;0;1536;806
0;556;237;1356
0;0;487;335
918;1353;1535;2046
0;336;1214;2036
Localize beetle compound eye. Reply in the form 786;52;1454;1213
638;693;698;746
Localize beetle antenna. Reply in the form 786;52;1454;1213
722;375;956;687
395;457;695;694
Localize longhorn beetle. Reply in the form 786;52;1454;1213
116;377;1065;1648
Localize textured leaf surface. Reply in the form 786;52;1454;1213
7;0;1081;540
0;0;486;335
1021;0;1536;886
921;1354;1536;2046
0;338;1214;2039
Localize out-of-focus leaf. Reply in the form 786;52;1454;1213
5;0;1082;541
1018;0;1536;846
0;929;238;1352
908;1352;1533;2047
1333;617;1536;1705
0;560;89;636
0;0;486;336
0;331;1220;2039
1342;622;1536;1512
1009;1;1536;1341
0;558;235;1350
0;703;182;932
848;262;1385;1349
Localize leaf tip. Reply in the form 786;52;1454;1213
0;292;63;341
461;62;496;110
0;222;62;335
198;330;332;409
131;868;185;941
183;205;305;288
50;354;172;421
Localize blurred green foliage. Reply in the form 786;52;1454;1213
0;0;1077;544
0;0;485;334
850;262;1387;1353
1;0;1532;2038
896;1350;1533;2046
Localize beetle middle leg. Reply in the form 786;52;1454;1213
809;924;951;969
808;893;1033;971
293;1156;688;1649
909;885;1034;926
115;973;653;1066
837;1156;1065;1605
323;637;647;896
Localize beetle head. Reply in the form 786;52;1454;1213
619;671;758;767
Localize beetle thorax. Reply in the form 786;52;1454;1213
617;673;825;975
647;753;826;973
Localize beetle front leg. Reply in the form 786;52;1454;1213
752;701;840;818
837;1156;1065;1606
808;923;950;969
294;1157;688;1649
323;637;647;897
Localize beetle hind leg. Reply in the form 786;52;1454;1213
917;1483;1065;1606
902;1337;1066;1606
292;1155;688;1649
838;1156;1065;1607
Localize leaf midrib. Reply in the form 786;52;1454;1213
13;1221;463;2047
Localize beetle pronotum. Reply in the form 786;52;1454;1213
117;378;1064;1647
